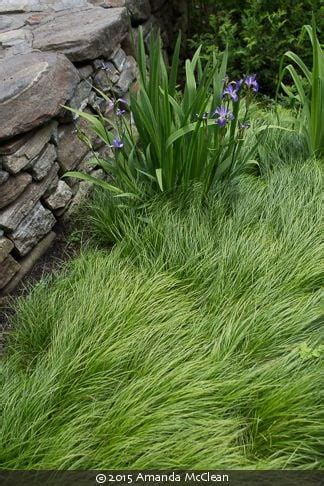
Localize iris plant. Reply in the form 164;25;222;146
64;27;262;204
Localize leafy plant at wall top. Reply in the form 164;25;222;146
186;0;323;96
278;20;324;158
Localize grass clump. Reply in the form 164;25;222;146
1;159;323;470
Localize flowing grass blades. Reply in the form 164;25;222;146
1;159;323;470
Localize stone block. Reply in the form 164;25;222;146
0;51;79;140
28;143;57;181
56;124;89;172
69;80;93;111
0;254;20;290
111;47;126;72
1;122;57;174
114;55;137;95
0;237;14;263
32;7;128;62
77;64;94;80
10;201;56;256
0;172;32;209
0;163;58;231
44;180;72;210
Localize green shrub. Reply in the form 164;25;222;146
187;0;323;96
65;29;262;205
1;159;323;469
278;21;324;158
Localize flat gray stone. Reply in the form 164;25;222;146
0;51;79;140
69;80;93;110
28;143;57;181
111;47;126;72
0;172;32;209
0;237;14;263
0;14;28;33
0;254;20;289
57;123;89;172
0;27;32;47
32;7;128;62
89;0;124;6
0;1;41;13
0;0;91;13
11;201;56;256
78;64;94;79
0;163;58;231
48;0;91;11
114;55;136;95
44;180;72;210
0;132;31;156
1;122;57;174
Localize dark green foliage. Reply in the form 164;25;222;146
187;0;323;95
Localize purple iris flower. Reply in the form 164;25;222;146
116;108;126;117
222;83;239;102
213;105;234;127
235;79;244;91
112;138;124;149
244;74;259;93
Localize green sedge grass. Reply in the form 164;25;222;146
1;159;323;470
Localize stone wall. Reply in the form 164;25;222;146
0;0;188;295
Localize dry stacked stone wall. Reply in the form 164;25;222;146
0;0;187;295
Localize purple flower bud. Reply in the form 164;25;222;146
244;74;259;93
112;138;124;149
212;105;234;127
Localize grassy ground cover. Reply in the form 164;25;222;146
1;157;323;469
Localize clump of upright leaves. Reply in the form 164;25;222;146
278;19;324;157
64;28;261;203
